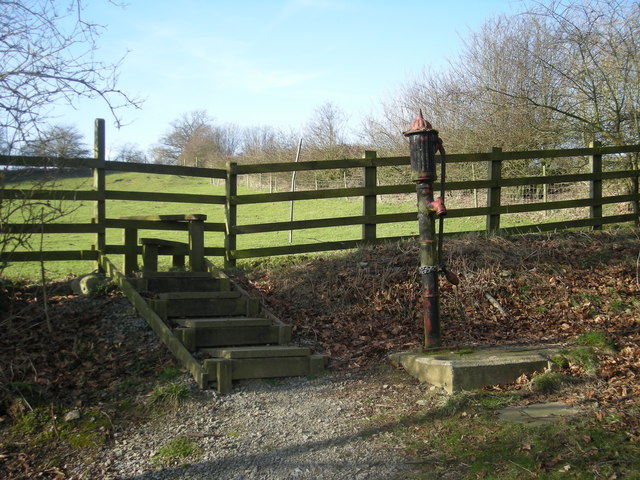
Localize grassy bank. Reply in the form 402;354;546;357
1;171;625;280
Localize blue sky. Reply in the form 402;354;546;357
60;0;521;155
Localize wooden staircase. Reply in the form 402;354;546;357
127;270;326;393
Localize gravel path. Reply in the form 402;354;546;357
84;373;414;480
66;303;428;480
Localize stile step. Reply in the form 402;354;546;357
151;297;260;319
141;271;213;278
175;324;291;350
158;291;241;300
143;276;230;293
175;317;272;328
204;354;326;383
201;346;311;359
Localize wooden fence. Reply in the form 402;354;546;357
1;119;639;271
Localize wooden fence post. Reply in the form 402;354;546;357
123;227;137;274
589;140;603;230
362;150;377;243
93;119;106;268
486;147;502;234
225;161;238;268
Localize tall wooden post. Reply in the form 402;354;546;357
225;161;238;268
362;150;377;243
486;147;502;234
589;140;603;230
93;119;106;269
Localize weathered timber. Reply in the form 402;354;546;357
151;297;260;319
139;276;230;293
1;250;99;262
500;213;638;235
99;254;208;388
175;318;272;328
232;212;417;234
105;190;226;205
174;325;286;348
206;355;322;380
120;214;207;222
140;237;189;248
157;291;241;300
0;223;101;234
0;189;100;201
202;346;311;359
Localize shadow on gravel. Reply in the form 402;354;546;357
120;406;444;479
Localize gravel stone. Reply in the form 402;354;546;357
76;372;411;480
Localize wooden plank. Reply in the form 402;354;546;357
1;250;99;262
119;214;207;221
0;154;241;179
0;223;100;234
105;190;226;205
104;218;225;232
230;356;312;380
0;154;100;169
233;185;411;205
500;214;638;235
157;291;242;300
188;325;283;347
105;218;188;231
0;189;100;201
203;346;311;359
103;160;227;179
99;254;208;389
233;212;417;234
140;237;188;247
233;239;363;259
204;247;226;256
176;318;272;328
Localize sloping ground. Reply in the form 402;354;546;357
1;229;639;478
231;229;640;408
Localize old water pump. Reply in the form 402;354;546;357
403;111;458;347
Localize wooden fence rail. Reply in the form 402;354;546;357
1;120;639;271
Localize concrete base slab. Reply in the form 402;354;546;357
389;345;562;393
498;402;581;424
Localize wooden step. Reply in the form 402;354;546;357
143;276;230;293
157;291;241;300
202;345;311;359
204;354;327;393
174;317;272;328
149;296;260;319
174;324;291;350
141;272;213;278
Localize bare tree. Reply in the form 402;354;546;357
0;0;139;276
153;110;240;167
0;0;141;152
306;102;350;160
21;124;90;158
112;142;147;163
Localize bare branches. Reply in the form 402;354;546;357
0;0;141;152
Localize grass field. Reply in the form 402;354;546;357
1;171;621;280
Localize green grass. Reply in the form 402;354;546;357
1;171;619;279
384;392;640;479
149;383;190;408
151;436;201;466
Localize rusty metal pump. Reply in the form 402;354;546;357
404;110;458;347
